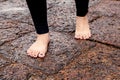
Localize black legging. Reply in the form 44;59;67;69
26;0;89;34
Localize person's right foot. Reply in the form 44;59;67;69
75;16;91;39
27;33;50;58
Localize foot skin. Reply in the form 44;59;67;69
75;16;91;39
27;33;50;58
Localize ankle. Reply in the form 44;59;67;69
37;32;49;37
76;15;87;19
36;33;50;40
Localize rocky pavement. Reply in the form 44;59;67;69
0;0;120;80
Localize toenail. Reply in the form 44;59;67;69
39;53;43;56
38;53;42;56
38;53;44;57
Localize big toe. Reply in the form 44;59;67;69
75;34;80;39
38;52;45;58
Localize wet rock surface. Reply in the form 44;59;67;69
0;0;120;80
0;31;96;75
89;0;120;47
51;43;120;80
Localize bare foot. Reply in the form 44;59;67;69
75;16;91;39
27;33;50;58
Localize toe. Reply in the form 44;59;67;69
27;49;30;54
80;34;84;39
27;49;32;56
76;34;81;39
82;36;85;39
38;52;45;58
29;50;37;57
84;34;88;39
29;51;34;57
81;34;85;39
87;34;90;39
31;51;38;57
89;33;92;37
83;33;91;39
33;52;38;57
86;34;90;39
75;34;80;39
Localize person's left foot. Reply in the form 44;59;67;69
75;16;91;39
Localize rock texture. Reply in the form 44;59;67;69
0;0;120;80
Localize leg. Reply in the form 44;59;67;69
75;0;91;39
26;0;49;34
26;0;50;58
